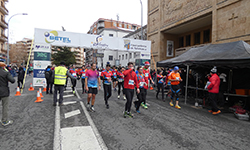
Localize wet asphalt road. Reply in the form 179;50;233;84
0;76;250;150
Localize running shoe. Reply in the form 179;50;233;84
73;90;76;95
90;106;95;112
141;102;145;107
87;104;90;110
118;95;120;99
136;110;141;114
114;88;117;91
143;104;148;109
123;96;126;100
123;111;128;118
212;110;221;115
1;120;13;126
106;104;109;109
127;112;134;118
169;102;174;107
175;105;181;109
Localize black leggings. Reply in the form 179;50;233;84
104;84;112;104
209;93;219;112
156;83;164;99
124;89;134;112
170;85;181;101
135;88;146;111
118;81;124;95
18;79;23;88
71;78;76;91
81;78;85;92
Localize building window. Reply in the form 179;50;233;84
113;22;117;27
109;34;113;37
203;29;210;43
128;25;131;29
186;35;191;46
126;54;128;59
122;55;124;60
134;52;136;58
124;24;127;28
119;23;122;27
119;55;121;60
94;30;96;34
129;53;132;59
179;37;184;48
194;32;200;45
109;55;113;61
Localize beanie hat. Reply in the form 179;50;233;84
210;66;217;73
144;61;150;65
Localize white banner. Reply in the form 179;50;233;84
34;28;151;53
34;61;51;69
33;78;46;86
34;43;51;52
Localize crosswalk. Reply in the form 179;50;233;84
54;83;107;150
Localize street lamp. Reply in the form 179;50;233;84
7;13;28;65
140;0;143;40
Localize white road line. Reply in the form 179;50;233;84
53;105;61;150
64;109;81;119
76;91;108;150
61;126;102;150
64;90;73;93
63;94;75;98
63;101;77;105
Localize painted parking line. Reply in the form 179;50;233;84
64;109;81;119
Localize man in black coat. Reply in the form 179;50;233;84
45;65;53;94
0;62;15;126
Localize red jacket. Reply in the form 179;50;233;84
123;69;138;89
143;67;151;89
207;73;220;93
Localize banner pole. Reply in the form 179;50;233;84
21;38;34;93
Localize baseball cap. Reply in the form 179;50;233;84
174;66;179;71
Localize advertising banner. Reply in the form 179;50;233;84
33;78;46;86
33;69;46;78
33;61;51;69
34;52;51;61
34;28;151;53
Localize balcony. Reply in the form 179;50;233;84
0;34;7;42
0;3;8;15
0;19;7;28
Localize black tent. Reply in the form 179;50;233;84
157;41;250;104
157;41;250;69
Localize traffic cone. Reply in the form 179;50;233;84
28;83;34;91
35;91;43;103
42;83;47;92
39;88;44;98
150;86;154;90
15;87;21;96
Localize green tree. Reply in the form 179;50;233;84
51;46;76;66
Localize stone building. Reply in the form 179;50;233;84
0;0;8;62
147;0;250;68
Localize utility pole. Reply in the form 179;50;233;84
140;0;143;40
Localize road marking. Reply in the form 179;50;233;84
53;105;61;150
63;101;77;105
64;90;73;93
63;94;75;98
61;126;102;150
76;91;108;150
64;109;81;119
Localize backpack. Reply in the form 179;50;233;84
45;70;51;79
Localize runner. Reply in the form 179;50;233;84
123;62;139;118
168;66;182;109
141;61;154;109
112;65;118;91
69;64;77;94
134;66;147;114
85;63;101;112
79;65;87;94
117;67;126;100
156;70;166;102
101;64;113;109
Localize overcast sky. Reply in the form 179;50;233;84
6;0;148;43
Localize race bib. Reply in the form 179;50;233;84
118;79;123;82
83;73;85;77
176;77;180;80
114;73;116;75
72;73;76;76
145;73;149;77
140;82;145;87
128;80;134;85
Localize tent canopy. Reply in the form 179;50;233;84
157;41;250;68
